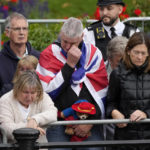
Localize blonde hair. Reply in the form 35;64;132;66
13;71;43;102
13;55;38;83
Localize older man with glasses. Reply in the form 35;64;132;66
0;12;40;97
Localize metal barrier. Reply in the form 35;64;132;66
1;119;150;149
0;17;150;50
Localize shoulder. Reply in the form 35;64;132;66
43;92;51;99
0;50;7;61
0;90;14;105
89;20;102;28
26;42;40;59
86;20;102;31
124;22;137;29
42;92;54;103
123;22;138;36
112;62;129;79
40;43;61;58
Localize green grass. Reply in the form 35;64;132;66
46;0;98;19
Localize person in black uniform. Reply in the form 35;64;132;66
83;0;139;61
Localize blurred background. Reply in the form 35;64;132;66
0;0;150;51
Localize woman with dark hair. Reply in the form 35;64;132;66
106;32;150;150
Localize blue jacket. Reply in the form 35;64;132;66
0;41;40;97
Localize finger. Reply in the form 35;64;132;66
117;123;127;128
38;127;45;135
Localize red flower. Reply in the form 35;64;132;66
94;7;100;20
134;8;142;16
11;0;18;3
63;17;68;19
122;6;127;13
1;41;4;46
3;5;9;10
119;13;129;20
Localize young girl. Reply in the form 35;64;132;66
13;55;38;83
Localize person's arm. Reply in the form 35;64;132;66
0;98;26;140
36;44;81;100
106;70;127;128
31;92;57;127
106;70;121;117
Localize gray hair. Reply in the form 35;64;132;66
107;36;128;59
61;17;83;38
4;12;28;30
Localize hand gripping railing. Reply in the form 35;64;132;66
1;119;150;149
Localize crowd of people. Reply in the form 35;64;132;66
0;0;149;150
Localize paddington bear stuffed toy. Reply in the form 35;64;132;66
58;99;96;142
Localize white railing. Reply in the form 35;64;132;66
1;118;150;144
0;17;150;50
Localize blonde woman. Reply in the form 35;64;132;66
0;71;57;143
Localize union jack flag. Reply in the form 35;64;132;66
36;41;108;118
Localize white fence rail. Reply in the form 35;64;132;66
0;17;150;50
1;118;150;144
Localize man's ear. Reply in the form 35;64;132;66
79;33;84;42
118;5;124;15
81;33;84;39
5;29;10;38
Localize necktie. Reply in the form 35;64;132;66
110;27;117;38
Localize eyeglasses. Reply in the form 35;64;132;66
132;50;148;57
8;27;28;32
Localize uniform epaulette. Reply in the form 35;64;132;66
90;20;102;26
87;26;93;31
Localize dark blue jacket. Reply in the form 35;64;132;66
0;41;40;97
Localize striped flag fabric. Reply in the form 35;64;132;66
36;41;108;118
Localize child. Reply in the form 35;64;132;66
13;55;38;83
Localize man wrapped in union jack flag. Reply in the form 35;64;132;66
36;17;108;150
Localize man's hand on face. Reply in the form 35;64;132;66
66;45;82;68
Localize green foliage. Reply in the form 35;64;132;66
1;0;150;51
46;0;97;19
28;23;62;51
125;0;150;17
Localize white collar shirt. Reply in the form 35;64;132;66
103;20;125;38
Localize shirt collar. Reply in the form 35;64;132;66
17;47;28;59
102;19;125;38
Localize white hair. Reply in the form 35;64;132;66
5;12;28;30
107;36;128;59
61;17;83;38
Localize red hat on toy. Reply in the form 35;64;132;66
72;102;96;115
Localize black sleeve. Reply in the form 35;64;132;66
106;69;121;118
61;63;74;82
54;63;74;96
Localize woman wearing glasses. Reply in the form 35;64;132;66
106;32;150;150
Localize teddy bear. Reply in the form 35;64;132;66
58;99;96;141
